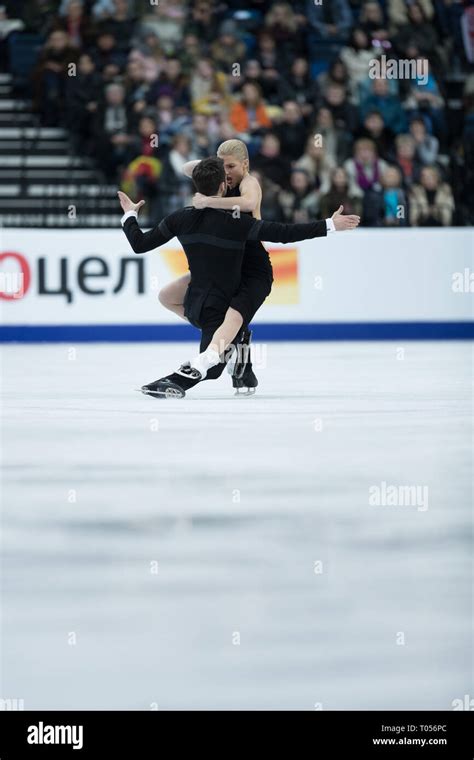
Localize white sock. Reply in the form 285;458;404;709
189;348;221;379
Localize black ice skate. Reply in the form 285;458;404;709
140;363;202;399
230;328;258;396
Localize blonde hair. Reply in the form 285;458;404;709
217;139;249;163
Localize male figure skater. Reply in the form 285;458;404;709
158;139;269;394
119;157;359;398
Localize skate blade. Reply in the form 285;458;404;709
234;387;256;397
136;387;185;399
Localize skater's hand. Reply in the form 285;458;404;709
117;190;145;215
192;192;209;209
331;205;360;231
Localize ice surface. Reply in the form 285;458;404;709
0;341;472;709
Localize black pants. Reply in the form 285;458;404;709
184;275;272;382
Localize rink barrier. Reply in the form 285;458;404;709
0;321;473;342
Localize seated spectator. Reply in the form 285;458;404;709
211;20;246;72
264;1;307;60
403;47;446;142
306;0;353;64
146;56;190;110
360;78;407;134
88;30;127;78
184;0;219;45
138;0;186;54
52;0;96;50
293;136;336;192
190;57;230;116
124;57;149;129
363;166;409;226
256;29;284;82
278;57;320;117
387;0;434;28
343;137;389;197
409;166;454;226
98;0;137;53
65;52;102;154
311;106;353;165
178;33;202;76
241;59;280;105
183;113;218;158
91;81;134;180
253;133;292;190
159;134;194;213
278;168;320;222
356;109;394;160
127;37;165;85
32;29;80;127
340;28;381;103
392;2;439;65
358;1;391;47
317;59;350;96
251;169;284;221
409;117;439;165
319;166;363;218
229;82;272;139
274;100;308;162
323;83;359;134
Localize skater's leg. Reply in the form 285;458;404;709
158;273;191;321
188;307;243;378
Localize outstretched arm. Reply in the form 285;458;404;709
118;190;174;253
247;206;360;244
193;173;261;214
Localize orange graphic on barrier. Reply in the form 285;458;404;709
160;247;298;305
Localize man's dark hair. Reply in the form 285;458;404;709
192;157;225;196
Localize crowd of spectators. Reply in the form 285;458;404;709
3;0;474;225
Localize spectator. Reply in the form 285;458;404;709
344;137;389;197
229;82;272;138
185;0;219;45
409;117;439;165
363;166;409;226
403;49;446;142
190;57;230;116
360;78;407;134
65;52;102;154
274;100;308;161
98;0;137;53
92;81;133;180
319;166;363;218
340;27;381;102
323;83;359;134
357;110;394;160
146;56;190;110
211;20;246;72
159;134;194;213
358;1;391;47
312;106;353;164
306;0;353;64
264;1;306;60
293;135;336;191
278;168;320;222
409;165;454;225
278;57;320;116
253;133;291;190
89;30;127;77
32;29;80;126
51;0;96;50
139;0;186;54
